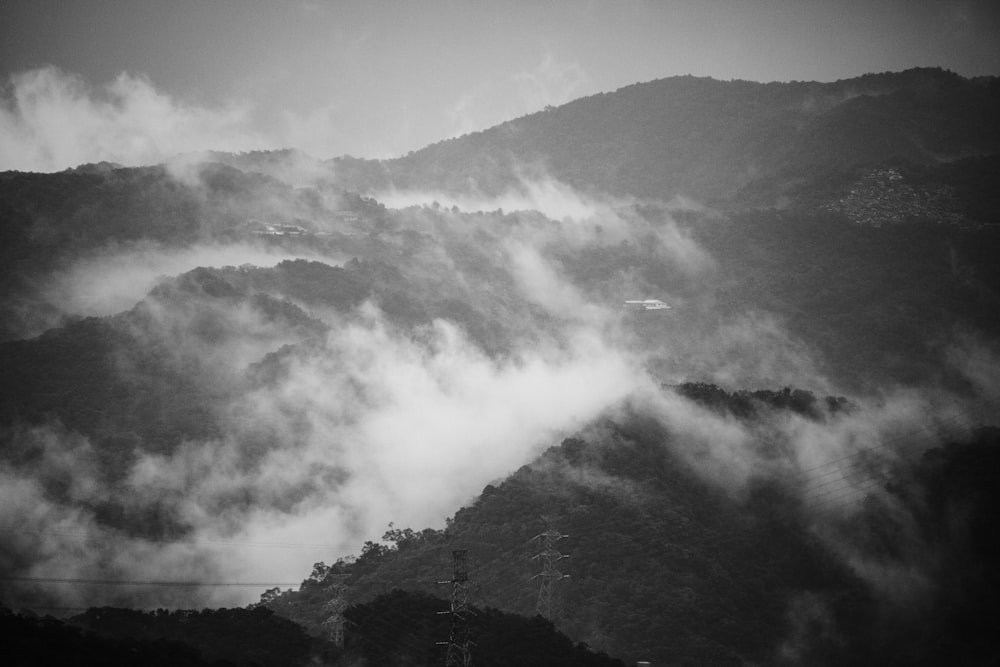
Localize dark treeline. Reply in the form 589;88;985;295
673;382;854;419
4;605;326;667
4;593;626;667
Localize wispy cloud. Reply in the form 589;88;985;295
0;67;266;172
3;167;997;618
39;241;326;322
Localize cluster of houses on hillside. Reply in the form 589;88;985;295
248;222;310;237
242;211;364;238
824;168;970;227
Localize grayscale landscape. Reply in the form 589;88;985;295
2;2;999;665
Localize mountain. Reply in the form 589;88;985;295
3;167;998;388
2;67;999;664
263;393;1000;666
1;180;998;561
332;68;1000;207
262;397;853;665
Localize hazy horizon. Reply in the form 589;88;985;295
3;0;999;171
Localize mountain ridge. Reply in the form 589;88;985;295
329;67;1000;205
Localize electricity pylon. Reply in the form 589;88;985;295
531;515;569;619
437;549;472;667
320;574;350;647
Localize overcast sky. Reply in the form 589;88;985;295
2;0;999;169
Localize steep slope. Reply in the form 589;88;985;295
264;396;868;665
266;392;1000;666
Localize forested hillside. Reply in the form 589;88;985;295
2;67;1000;665
265;394;1000;666
333;68;1000;206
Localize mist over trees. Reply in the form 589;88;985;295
2;68;1000;665
261;396;1000;665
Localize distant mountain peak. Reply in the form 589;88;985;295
333;68;999;205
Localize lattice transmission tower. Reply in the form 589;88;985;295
320;574;351;647
531;515;569;619
437;549;473;667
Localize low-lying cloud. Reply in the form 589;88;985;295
635;365;995;609
40;241;328;321
0;66;382;173
2;163;997;629
374;175;610;222
0;67;268;172
1;303;644;609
